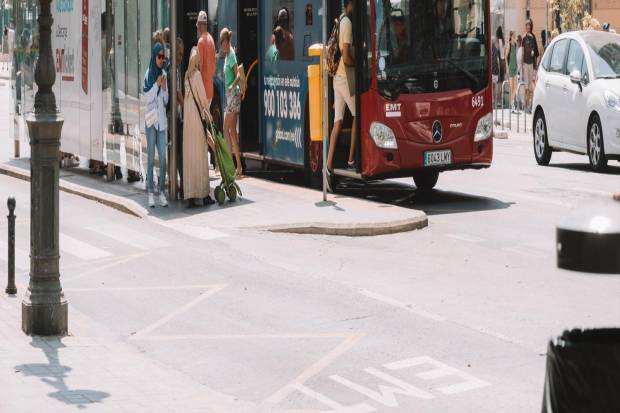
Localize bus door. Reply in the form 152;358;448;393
238;0;260;154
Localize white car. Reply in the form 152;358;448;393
532;31;620;171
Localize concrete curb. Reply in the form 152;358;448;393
1;162;429;237
0;162;146;218
261;215;428;237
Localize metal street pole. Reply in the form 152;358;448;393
22;0;67;336
169;0;178;200
545;0;549;49
321;0;327;202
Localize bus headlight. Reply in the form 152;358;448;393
474;112;493;142
370;122;398;149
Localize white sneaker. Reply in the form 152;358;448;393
148;193;155;208
159;193;168;207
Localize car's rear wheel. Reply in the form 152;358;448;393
588;114;608;172
533;110;552;165
413;170;439;193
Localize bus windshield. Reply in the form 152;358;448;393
375;0;489;98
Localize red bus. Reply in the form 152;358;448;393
248;0;493;191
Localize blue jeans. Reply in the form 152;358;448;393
146;125;167;194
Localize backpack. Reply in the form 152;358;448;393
326;16;343;77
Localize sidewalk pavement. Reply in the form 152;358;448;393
0;294;255;413
0;157;427;236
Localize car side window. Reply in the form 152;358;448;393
542;43;554;71
581;55;590;84
565;40;584;76
549;39;568;74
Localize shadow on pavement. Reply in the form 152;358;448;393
15;338;110;408
547;162;620;175
335;178;513;216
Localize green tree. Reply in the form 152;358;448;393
552;0;589;32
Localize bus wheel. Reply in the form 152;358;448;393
413;170;439;193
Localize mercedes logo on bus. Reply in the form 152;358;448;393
432;120;442;143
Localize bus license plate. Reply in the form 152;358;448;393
424;150;452;166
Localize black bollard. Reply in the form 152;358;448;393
5;197;17;295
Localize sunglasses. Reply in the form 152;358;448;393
157;54;165;60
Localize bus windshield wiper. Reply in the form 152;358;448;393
382;74;419;99
436;57;479;89
599;75;620;79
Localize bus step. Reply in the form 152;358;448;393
242;152;264;161
333;168;362;180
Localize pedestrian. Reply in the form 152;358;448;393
175;36;186;199
326;0;356;192
522;19;539;114
496;26;506;94
143;42;169;208
516;34;524;111
506;31;518;113
183;46;215;207
491;36;500;108
266;26;284;63
219;28;243;177
196;11;216;112
275;8;294;60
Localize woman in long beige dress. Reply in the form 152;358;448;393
183;47;214;206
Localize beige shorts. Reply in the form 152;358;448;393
523;63;535;87
333;75;355;122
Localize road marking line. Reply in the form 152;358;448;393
384;356;491;395
135;333;354;341
60;233;111;260
463;324;525;347
359;290;445;321
291;383;375;413
87;224;170;250
0;239;29;270
330;368;434;406
262;333;365;408
130;284;227;339
502;245;549;258
149;217;229;241
64;284;220;292
62;251;149;283
445;233;485;243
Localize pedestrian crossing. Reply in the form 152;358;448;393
0;222;227;271
86;224;170;250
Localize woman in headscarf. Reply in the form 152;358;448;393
183;46;215;207
143;41;169;208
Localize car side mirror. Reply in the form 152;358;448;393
570;69;583;91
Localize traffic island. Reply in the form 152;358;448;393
0;160;429;237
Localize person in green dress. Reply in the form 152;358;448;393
220;28;243;177
506;31;518;113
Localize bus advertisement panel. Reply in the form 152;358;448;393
51;0;102;160
259;0;321;166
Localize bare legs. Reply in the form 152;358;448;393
327;118;356;172
223;111;242;176
509;75;516;110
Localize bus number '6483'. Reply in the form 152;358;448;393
472;95;484;108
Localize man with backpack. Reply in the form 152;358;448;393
326;0;356;191
522;19;539;113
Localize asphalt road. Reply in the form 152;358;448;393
1;131;619;412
